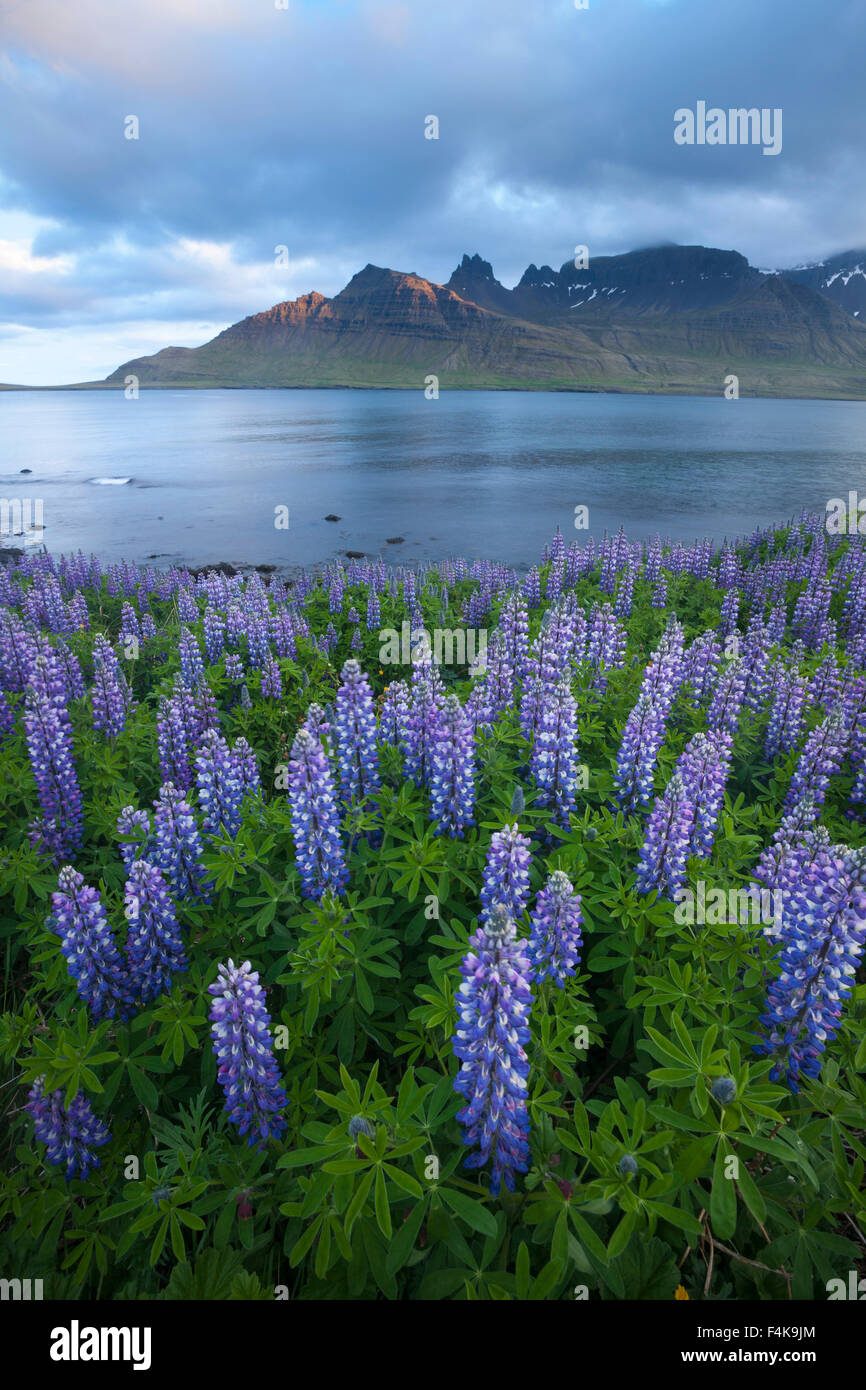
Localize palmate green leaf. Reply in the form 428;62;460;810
386;1199;428;1275
277;1142;346;1169
345;1169;375;1235
418;1268;470;1300
568;1207;609;1265
646;1201;702;1236
734;1159;767;1227
607;1208;636;1259
374;1167;392;1239
675;1133;717;1181
515;1241;531;1300
289;1213;324;1267
529;1259;565;1300
439;1187;498;1238
710;1142;738;1240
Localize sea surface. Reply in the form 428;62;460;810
2;389;866;570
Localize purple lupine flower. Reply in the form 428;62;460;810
23;657;83;861
261;652;283;700
26;1079;111;1181
719;587;739;637
125;859;187;1004
469;631;514;729
684;630;721;704
614;694;667;812
179;627;206;687
765;662;808;759
808;652;842;714
177;589;199;624
335;658;381;804
706;657;746;734
786;709;848;811
527;870;584;987
652;577;668;608
404;674;442;786
675;730;732;859
203;606;226;665
224;651;244;683
91;633;133;737
523;567;541;608
585;601;627;690
120;601;141;645
635;772;693;900
480;823;533;924
379;679;409;750
530;678;580;827
51;865;134;1021
613;565;634;618
0;607;34;692
117;805;152;873
195;729;246;839
639;617;686;716
157;691;193;791
366;587;380;629
234;736;262;801
429;694;475;838
152;781;211;900
452;904;533;1196
755;845;866;1091
55;642;86;700
286;727;348;900
208;959;287;1147
741;619;774;713
752;796;825;906
498;591;530;682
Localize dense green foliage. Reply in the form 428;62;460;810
1;532;865;1302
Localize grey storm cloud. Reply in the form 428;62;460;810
0;0;864;337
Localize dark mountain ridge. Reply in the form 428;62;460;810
79;242;866;399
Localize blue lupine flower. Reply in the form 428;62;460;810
706;657;746;734
195;728;245;838
429;694;475;838
755;844;866;1091
51;865;134;1022
404;673;442;785
636;772;693;900
26;1079;111;1181
91;633;134;737
676;729;732;860
117;805;152;873
530;678;580;827
335;658;381;804
152;781;211;900
452;904;533;1196
157;690;194;791
23;656;84;861
480;823;532;923
286;727;348;899
527;870;584;986
614;694;667;812
379;679;409;751
179;626;206;687
786;709;848;812
208;959;288;1147
125;859;188;1004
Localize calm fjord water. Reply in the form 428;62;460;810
2;389;865;569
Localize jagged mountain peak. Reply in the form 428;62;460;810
455;253;497;281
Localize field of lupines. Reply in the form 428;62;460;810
1;509;865;1303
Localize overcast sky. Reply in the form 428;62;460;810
1;0;864;384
